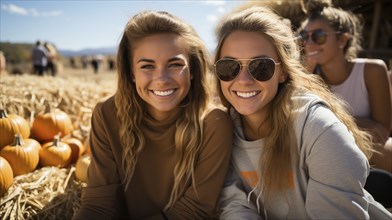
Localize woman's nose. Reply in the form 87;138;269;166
154;67;170;80
236;65;254;82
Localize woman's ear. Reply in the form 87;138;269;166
279;72;287;83
339;33;351;49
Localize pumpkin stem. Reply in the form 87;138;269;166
12;134;24;146
53;137;60;147
53;133;62;146
0;109;7;118
44;102;52;113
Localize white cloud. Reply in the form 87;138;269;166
1;3;29;15
29;8;39;16
217;6;226;13
41;10;63;17
1;3;62;17
206;15;218;22
200;1;226;6
205;4;227;23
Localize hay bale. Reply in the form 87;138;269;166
0;74;116;219
0;166;84;220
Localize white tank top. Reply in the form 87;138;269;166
330;58;370;117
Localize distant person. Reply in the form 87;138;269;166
91;57;99;73
91;54;104;73
44;42;58;76
107;56;115;71
0;51;6;74
31;40;48;76
70;57;76;68
81;56;89;69
73;10;232;219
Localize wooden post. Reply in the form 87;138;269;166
369;0;382;49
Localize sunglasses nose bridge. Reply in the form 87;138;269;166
301;31;322;45
302;33;315;45
237;63;255;81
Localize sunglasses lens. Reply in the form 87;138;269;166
299;31;308;42
312;30;327;45
215;59;240;81
248;59;275;81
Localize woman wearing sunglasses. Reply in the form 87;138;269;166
214;6;392;219
73;10;233;219
300;1;392;174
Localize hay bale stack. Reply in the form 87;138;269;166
0;74;116;219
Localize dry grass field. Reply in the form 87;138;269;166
0;66;117;219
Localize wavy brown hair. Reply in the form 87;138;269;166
115;10;212;210
214;6;373;206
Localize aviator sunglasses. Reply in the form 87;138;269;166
299;29;341;45
214;58;281;82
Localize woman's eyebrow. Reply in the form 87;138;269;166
137;58;154;63
167;57;185;62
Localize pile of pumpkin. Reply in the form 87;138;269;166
0;107;91;219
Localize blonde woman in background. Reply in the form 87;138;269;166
214;6;392;219
73;10;232;220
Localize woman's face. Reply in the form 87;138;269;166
218;31;285;121
132;33;191;120
302;19;342;66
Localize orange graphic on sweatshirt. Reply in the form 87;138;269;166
240;171;259;188
241;170;295;189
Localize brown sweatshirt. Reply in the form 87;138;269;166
73;96;233;220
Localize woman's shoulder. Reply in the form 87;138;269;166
203;105;230;120
361;58;388;75
202;105;232;129
93;95;116;115
361;58;389;86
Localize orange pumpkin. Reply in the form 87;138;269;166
64;137;85;164
40;136;71;167
0;134;41;176
31;107;73;143
75;154;91;183
0;109;30;149
0;156;13;196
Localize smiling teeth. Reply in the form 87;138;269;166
307;51;319;56
236;91;257;98
153;89;175;96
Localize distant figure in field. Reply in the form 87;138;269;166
91;54;103;74
44;42;58;76
31;40;48;76
81;56;89;69
91;57;99;73
70;57;76;69
0;51;6;74
107;56;115;71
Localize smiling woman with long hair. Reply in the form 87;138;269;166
73;10;232;219
214;5;392;219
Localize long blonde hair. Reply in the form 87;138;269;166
214;6;373;205
115;10;212;210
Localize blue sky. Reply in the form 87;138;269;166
0;0;246;51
